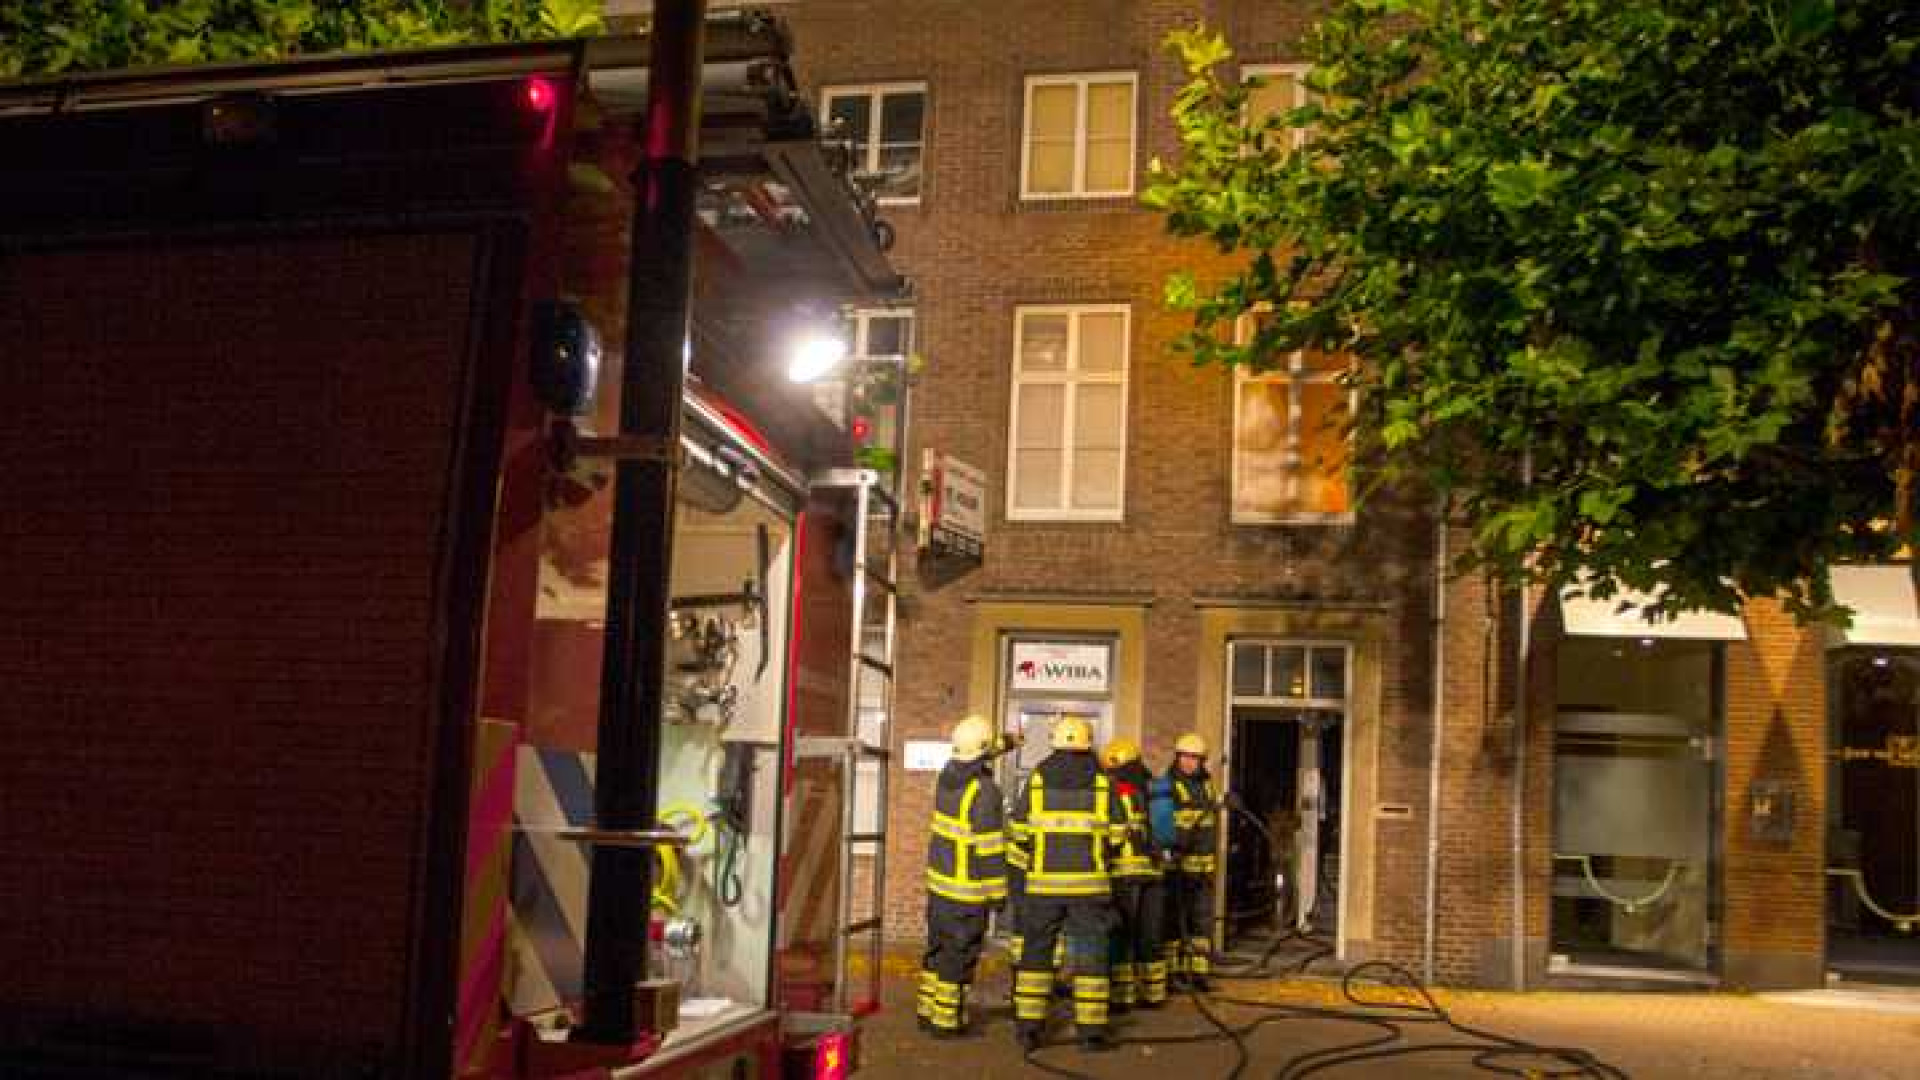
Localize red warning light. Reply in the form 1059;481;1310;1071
524;78;557;113
850;416;872;442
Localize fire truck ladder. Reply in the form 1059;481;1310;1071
800;466;900;1016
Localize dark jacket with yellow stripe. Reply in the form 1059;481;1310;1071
1008;750;1129;899
1164;766;1220;876
1105;759;1163;882
925;759;1009;905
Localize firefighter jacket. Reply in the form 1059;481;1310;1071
1163;767;1220;876
1008;750;1129;899
1105;759;1163;882
925;759;1009;905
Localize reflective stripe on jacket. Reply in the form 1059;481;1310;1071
1008;756;1128;899
1107;767;1161;881
1167;769;1219;876
925;763;1008;904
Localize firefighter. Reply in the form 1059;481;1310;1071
919;714;1008;1039
1156;732;1220;991
1007;716;1128;1053
1100;737;1168;1011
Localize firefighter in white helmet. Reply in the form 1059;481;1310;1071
918;714;1008;1038
1007;715;1128;1053
1153;732;1220;990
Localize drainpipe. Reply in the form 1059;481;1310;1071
579;0;708;1045
1423;510;1447;984
1510;449;1533;992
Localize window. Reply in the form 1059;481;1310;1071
1008;305;1129;520
1232;311;1352;522
811;308;913;429
823;83;926;203
1242;63;1313;151
1021;72;1137;199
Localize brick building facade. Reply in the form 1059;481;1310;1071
779;0;1918;991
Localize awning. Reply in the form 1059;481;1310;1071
1828;565;1920;647
1557;585;1748;641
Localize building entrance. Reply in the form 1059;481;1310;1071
1828;649;1920;983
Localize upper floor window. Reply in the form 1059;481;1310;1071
1232;311;1352;523
823;83;926;204
1242;63;1313;152
1021;72;1136;200
811;308;914;429
1008;305;1129;520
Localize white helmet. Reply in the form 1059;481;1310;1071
950;714;995;762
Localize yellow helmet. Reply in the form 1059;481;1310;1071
1174;733;1209;758
1100;738;1141;770
1050;715;1095;751
950;714;995;762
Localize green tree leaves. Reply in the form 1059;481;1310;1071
1148;1;1918;622
0;0;605;77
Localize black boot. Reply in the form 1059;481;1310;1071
1016;1023;1046;1054
1078;1028;1118;1053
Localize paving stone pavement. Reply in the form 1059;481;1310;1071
853;949;1920;1078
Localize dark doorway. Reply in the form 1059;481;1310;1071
1225;705;1343;943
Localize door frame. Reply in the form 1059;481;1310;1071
1218;637;1356;959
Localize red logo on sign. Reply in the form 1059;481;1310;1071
1017;660;1037;678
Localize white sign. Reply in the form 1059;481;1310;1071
1009;641;1113;695
920;450;986;559
903;740;953;772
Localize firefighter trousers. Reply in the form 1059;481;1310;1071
919;895;989;1032
1014;897;1114;1037
1163;870;1215;978
1109;879;1167;1006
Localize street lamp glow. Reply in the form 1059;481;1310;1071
786;333;849;383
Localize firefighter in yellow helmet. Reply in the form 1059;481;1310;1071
1099;738;1168;1011
1007;715;1129;1053
918;714;1008;1038
1155;732;1220;990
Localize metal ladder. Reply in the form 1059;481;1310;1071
799;466;900;1015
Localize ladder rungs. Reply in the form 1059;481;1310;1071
860;744;891;760
863;566;897;592
849;832;886;845
857;654;893;677
842;918;883;936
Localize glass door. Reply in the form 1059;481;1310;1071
1827;649;1920;981
1551;638;1720;974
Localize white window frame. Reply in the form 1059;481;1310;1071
1241;62;1314;152
1231;308;1355;525
850;306;914;361
1006;303;1130;522
821;81;928;206
1019;71;1138;201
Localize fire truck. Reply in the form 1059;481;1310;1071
0;7;904;1078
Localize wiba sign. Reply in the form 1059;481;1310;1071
1009;641;1113;694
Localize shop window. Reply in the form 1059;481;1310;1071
1008;304;1128;521
823;83;926;203
1231;309;1352;522
1551;637;1720;974
998;637;1117;783
1021;72;1137;199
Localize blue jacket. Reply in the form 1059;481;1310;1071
1147;775;1179;851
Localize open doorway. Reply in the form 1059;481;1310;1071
1827;649;1920;984
1223;641;1349;949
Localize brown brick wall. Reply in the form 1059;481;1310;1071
1721;599;1828;987
786;0;1440;965
782;1;1834;991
